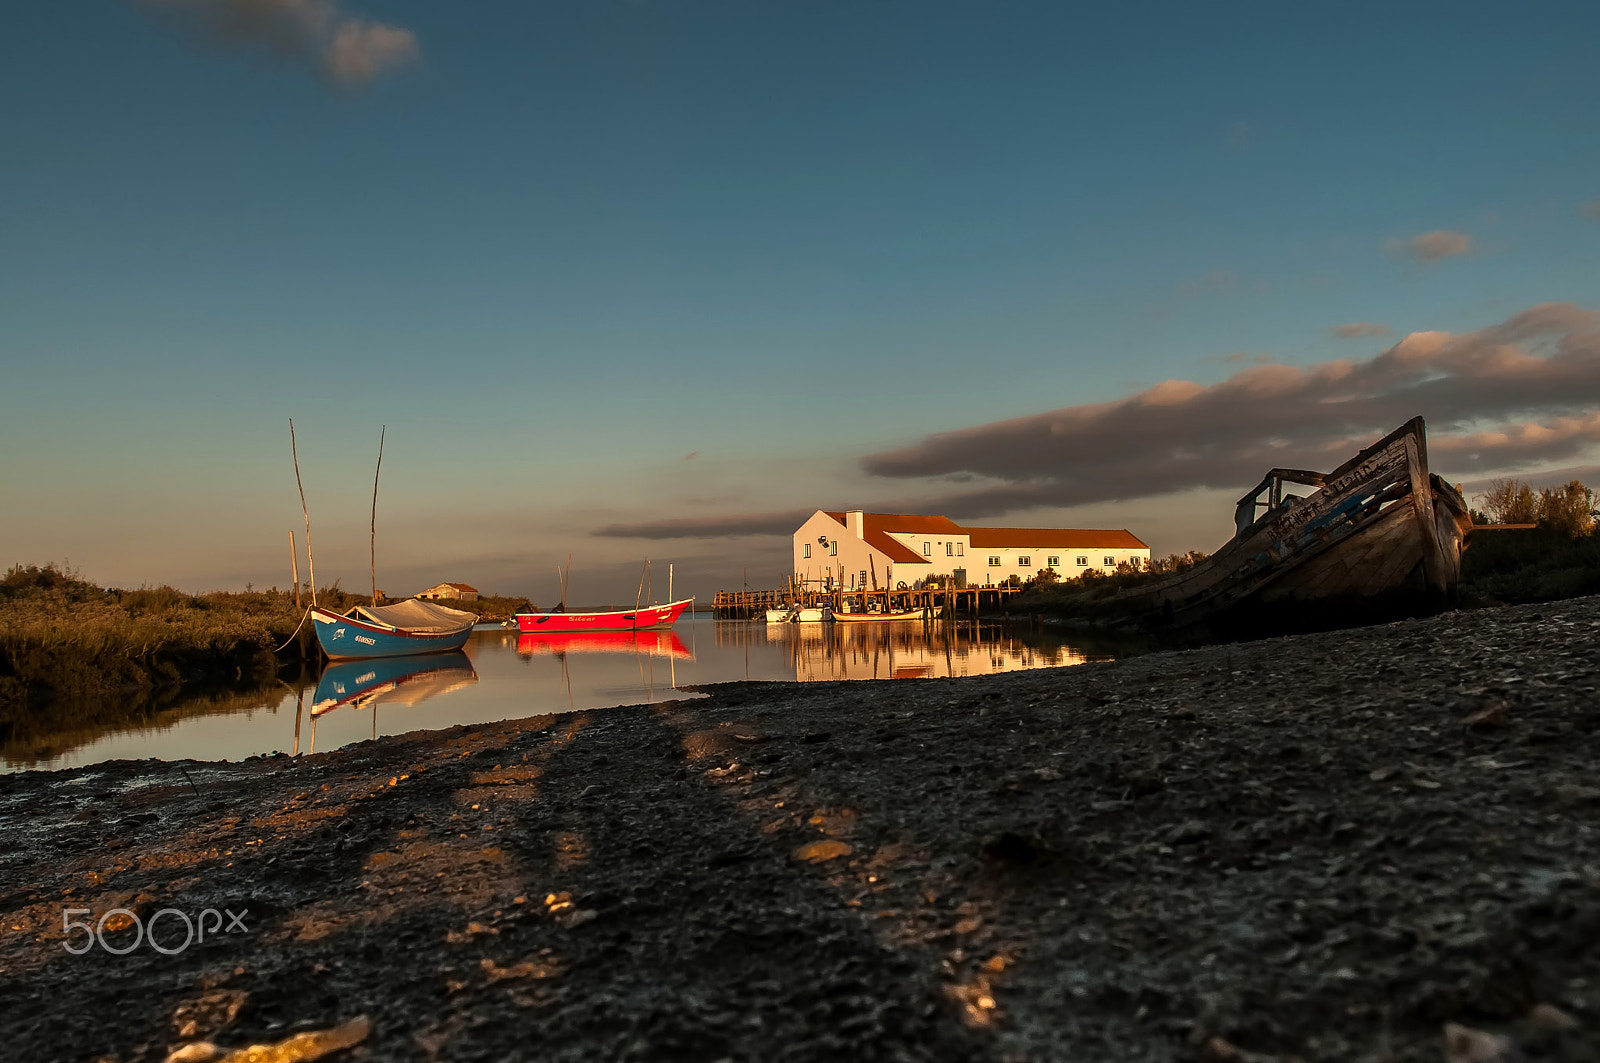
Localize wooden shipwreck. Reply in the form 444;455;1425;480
1086;417;1474;638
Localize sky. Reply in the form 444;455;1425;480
2;1;1598;606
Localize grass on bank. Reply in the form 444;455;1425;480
0;565;537;712
1009;552;1211;621
0;564;318;708
421;594;534;621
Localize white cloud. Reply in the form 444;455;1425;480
1388;229;1473;262
1331;321;1390;339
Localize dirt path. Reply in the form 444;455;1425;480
2;596;1597;1062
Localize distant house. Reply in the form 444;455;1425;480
791;510;1150;589
416;582;479;602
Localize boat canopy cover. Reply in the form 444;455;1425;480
347;600;477;633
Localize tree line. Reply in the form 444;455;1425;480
1472;479;1596;537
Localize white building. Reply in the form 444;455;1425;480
791;510;1150;590
416;582;479;602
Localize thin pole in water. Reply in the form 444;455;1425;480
370;425;385;603
289;419;316;608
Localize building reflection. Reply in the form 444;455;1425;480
715;619;1105;682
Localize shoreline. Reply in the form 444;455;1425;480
2;595;1597;1060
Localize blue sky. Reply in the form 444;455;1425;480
3;1;1598;604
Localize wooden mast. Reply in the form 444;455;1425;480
370;424;385;603
289;419;316;608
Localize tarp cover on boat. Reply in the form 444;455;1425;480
346;600;477;633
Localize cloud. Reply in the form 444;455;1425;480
860;302;1600;517
595;509;817;540
1582;201;1600;221
1389;229;1473;262
1331;321;1390;339
138;0;418;86
1179;268;1237;297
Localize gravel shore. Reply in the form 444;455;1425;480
2;596;1597;1062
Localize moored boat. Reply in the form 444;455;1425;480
832;607;937;622
311;600;478;659
515;597;692;634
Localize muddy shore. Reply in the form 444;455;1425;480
2;596;1597;1062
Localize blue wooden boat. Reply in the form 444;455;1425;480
311;651;477;716
310;600;477;659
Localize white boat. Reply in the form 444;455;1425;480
765;605;833;623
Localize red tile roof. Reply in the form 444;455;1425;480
443;582;478;592
823;511;966;536
964;528;1148;550
820;512;937;564
815;512;1148;559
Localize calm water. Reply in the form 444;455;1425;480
3;615;1113;773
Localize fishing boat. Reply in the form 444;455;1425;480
1075;416;1473;637
833;606;938;622
515;629;693;659
515;597;692;634
311;600;478;659
765;604;834;623
311;651;478;716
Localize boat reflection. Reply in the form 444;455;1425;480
726;618;1106;682
311;652;479;717
516;630;693;660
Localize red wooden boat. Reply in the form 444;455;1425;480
515;598;692;633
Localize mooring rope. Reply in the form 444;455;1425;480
273;607;313;654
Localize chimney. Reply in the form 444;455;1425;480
846;510;865;538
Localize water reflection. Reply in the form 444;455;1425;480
515;630;692;659
4;616;1116;772
311;652;479;717
718;617;1107;682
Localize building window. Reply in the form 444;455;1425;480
1104;555;1115;567
957;543;964;556
803;543;811;558
1076;556;1088;566
860;570;868;588
923;541;931;556
829;541;837;556
1047;555;1059;568
988;556;1001;567
1018;555;1031;567
945;542;953;556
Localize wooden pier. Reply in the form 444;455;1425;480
712;583;1026;620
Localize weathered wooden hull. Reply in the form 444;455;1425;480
1110;417;1473;637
